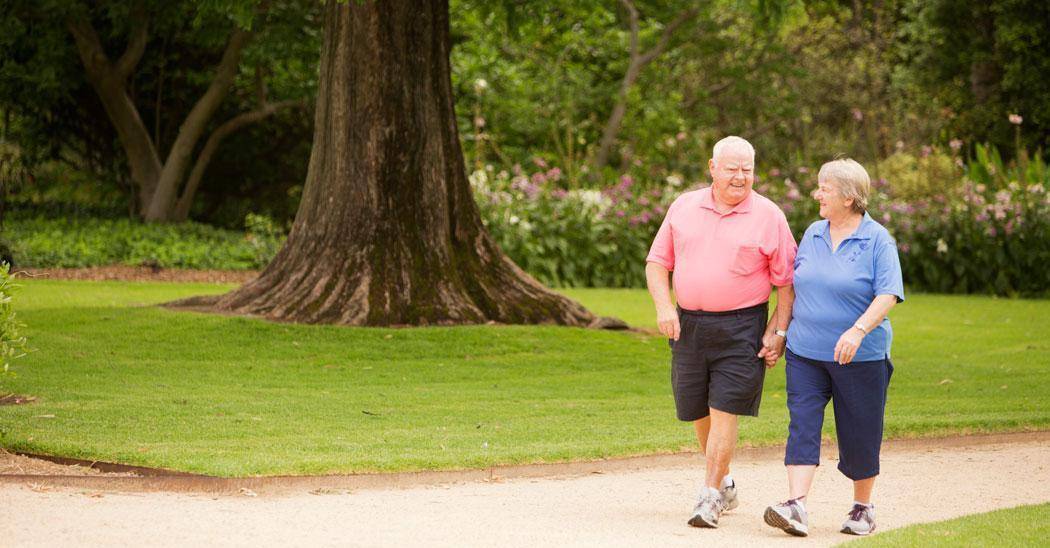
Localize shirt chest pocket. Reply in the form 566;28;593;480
731;245;766;276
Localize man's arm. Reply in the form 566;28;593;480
645;261;680;340
759;283;794;367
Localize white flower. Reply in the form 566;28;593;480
576;189;609;209
936;239;949;254
666;174;683;187
1008;113;1023;125
474;78;489;93
509;215;520;225
468;169;488;188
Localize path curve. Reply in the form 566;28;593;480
3;433;1049;547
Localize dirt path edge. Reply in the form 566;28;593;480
4;431;1047;496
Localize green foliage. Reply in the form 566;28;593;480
0;262;29;378
876;149;960;201
6;216;280;270
896;0;1050;155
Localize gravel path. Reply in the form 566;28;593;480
3;436;1048;547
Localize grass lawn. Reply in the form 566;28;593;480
842;503;1050;547
0;280;1047;476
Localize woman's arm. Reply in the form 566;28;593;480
833;294;899;365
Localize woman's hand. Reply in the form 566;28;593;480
834;327;866;365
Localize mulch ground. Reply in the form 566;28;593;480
20;266;259;284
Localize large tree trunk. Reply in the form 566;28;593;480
171;0;600;327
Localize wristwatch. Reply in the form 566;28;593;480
853;322;869;335
774;329;787;338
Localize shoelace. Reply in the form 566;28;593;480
848;504;869;522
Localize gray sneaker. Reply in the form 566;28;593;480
841;503;876;535
687;490;724;528
764;498;809;537
721;480;738;511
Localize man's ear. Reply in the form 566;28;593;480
708;158;715;176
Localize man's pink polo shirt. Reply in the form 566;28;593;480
646;187;797;312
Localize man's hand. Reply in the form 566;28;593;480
758;332;786;368
657;305;680;341
834;327;865;365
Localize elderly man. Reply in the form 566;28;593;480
646;136;797;529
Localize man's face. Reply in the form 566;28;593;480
708;147;754;206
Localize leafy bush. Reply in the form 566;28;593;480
0;262;29;378
6;216;283;270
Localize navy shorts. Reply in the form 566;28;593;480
783;348;894;480
669;302;768;421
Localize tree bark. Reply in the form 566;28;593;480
66;14;162;212
172;98;308;221
171;0;599;327
593;1;697;170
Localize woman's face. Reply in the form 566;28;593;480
813;179;853;220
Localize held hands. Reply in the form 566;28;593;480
657;305;680;341
834;327;866;365
757;332;786;369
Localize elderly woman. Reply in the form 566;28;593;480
762;159;904;537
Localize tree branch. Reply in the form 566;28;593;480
173;98;308;220
114;6;149;81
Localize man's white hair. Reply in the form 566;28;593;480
711;136;755;165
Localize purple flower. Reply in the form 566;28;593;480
787;188;801;201
881;213;891;224
899;243;911;253
851;108;863;121
546;167;562;181
1004;220;1015;235
551;189;568;199
530;172;547;185
618;175;634;190
615;210;626;218
975;212;990;222
769;168;781;177
797;166;809;174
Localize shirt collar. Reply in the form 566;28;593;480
815;212;875;242
697;187;754;215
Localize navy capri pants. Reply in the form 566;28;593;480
784;348;893;481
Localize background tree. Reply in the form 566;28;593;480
173;0;601;327
0;0;318;221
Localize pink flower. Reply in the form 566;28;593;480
530;172;547;185
851;108;863;121
899;243;910;253
1009;113;1023;125
787;188;801;201
1004;220;1015;235
551;189;568;199
769;168;781;177
533;157;548;169
921;145;933;158
797;166;809;174
546;167;562;181
618;175;634;190
676;131;687;141
881;213;891;224
949;139;963;151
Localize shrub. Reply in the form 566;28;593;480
0;263;29;378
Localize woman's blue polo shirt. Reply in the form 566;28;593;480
786;213;905;362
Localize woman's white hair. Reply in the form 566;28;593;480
711;136;755;165
818;158;871;214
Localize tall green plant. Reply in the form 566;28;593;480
0;262;29;379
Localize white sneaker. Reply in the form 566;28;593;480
687;490;724;528
841;503;876;535
764;498;809;537
720;480;738;511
